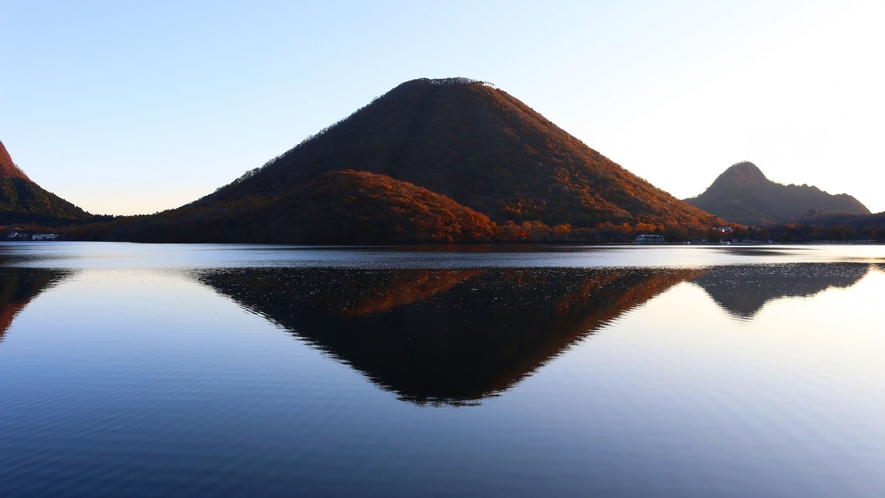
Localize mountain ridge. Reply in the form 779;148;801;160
0;140;95;228
685;161;869;225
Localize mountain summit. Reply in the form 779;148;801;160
212;78;724;229
85;78;725;243
685;161;870;225
711;161;768;186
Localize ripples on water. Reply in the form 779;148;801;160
1;243;884;497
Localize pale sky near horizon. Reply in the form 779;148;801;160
2;0;883;216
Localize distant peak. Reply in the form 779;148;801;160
0;140;31;181
686;159;871;224
727;161;766;179
716;161;767;186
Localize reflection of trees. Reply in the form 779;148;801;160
197;267;700;405
0;268;72;342
312;269;485;317
691;263;870;319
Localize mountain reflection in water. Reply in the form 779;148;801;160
196;267;702;404
0;268;72;342
691;263;871;319
1;260;875;403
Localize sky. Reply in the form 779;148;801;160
1;0;883;216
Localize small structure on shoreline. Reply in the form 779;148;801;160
634;234;665;245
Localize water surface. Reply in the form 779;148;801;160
1;243;884;496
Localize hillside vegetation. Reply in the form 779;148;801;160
213;78;723;231
75;170;499;243
76;78;727;243
0;140;95;228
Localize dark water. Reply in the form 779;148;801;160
1;243;884;497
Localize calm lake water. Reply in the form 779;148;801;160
1;242;884;497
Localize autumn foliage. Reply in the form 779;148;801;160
73;171;500;243
71;78;730;243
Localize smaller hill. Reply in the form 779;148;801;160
761;211;885;243
266;170;501;244
793;211;885;230
76;170;501;244
685;162;870;225
0;140;94;227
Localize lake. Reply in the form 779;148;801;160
1;242;884;497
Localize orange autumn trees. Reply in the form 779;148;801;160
265;170;500;244
74;78;726;243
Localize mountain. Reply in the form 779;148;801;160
0;140;94;227
79;78;725;243
685;161;870;225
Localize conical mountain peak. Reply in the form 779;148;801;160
715;162;767;187
82;78;727;243
209;78;723;229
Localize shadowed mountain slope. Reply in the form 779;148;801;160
0;140;93;227
685;162;869;225
785;211;885;231
79;78;725;243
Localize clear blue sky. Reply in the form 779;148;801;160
2;0;883;215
